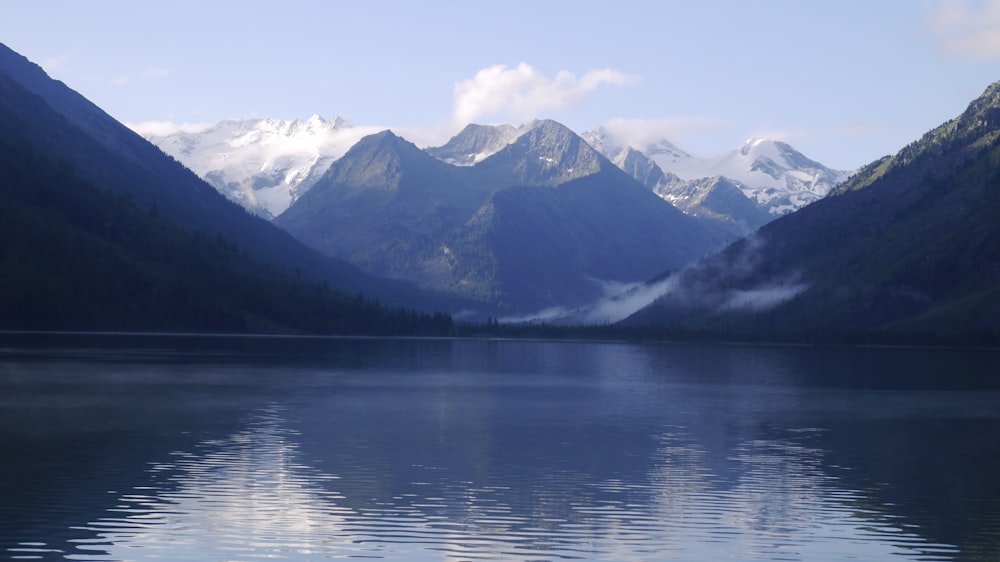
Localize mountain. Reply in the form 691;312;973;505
144;116;376;218
624;81;1000;344
425;123;523;166
473;119;608;185
0;42;460;332
582;128;771;233
581;128;691;170
277;120;734;314
664;138;851;215
583;127;849;221
275;130;489;281
612;146;667;190
656;174;773;232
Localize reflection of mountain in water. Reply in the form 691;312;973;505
66;407;356;560
48;398;962;562
5;338;998;561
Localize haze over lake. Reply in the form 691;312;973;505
2;334;999;561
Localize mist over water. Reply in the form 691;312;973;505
2;335;998;561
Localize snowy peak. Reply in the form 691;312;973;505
144;115;378;219
656;175;772;232
644;138;691;163
582;127;691;166
579;127;623;160
738;138;829;179
426;123;523;166
652;137;851;216
581;126;848;226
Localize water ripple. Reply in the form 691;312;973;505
6;403;967;562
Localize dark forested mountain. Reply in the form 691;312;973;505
0;43;456;333
624;81;1000;344
278;120;734;314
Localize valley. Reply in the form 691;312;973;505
1;40;997;343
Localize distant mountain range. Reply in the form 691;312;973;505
145;116;849;232
582;129;851;219
622;81;1000;343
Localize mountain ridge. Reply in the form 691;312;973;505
147;113;849;231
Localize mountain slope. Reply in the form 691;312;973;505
0;136;451;334
278;120;734;313
275;130;490;281
448;171;732;311
0;42;461;320
145;116;375;218
613;146;667;190
624;81;1000;343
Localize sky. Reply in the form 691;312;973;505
2;0;999;170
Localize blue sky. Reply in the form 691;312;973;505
3;0;999;169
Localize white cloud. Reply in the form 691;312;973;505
601;116;729;153
126;120;212;137
450;63;640;127
720;282;808;312
111;67;171;87
926;0;1000;60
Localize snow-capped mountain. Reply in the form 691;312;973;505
144;116;379;218
582;127;848;216
656;174;773;232
425;123;524;166
582;128;691;171
659;138;851;215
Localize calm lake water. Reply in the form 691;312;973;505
1;334;999;561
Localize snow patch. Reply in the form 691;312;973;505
145;116;381;218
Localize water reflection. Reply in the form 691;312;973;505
3;336;998;561
57;407;349;560
23;405;960;561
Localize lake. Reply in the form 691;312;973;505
1;333;999;561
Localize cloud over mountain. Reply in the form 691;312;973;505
450;63;639;128
601;117;728;154
127;120;213;137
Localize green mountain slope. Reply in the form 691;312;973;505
624;81;1000;344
